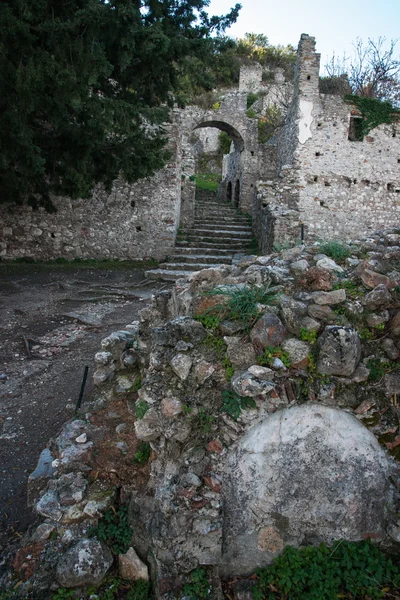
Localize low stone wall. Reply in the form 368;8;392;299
6;228;400;598
0;123;182;262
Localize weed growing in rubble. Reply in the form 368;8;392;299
135;400;149;420
89;505;132;555
299;328;317;344
253;539;400;600
222;390;256;420
258;346;291;368
195;313;220;330
133;442;151;465
182;568;212;599
319;241;350;262
201;284;278;331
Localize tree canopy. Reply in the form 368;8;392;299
0;0;240;209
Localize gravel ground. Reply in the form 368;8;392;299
0;263;169;549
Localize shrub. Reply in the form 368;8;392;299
246;92;258;108
253;540;400;600
133;442;151;465
183;568;212;600
88;505;132;555
222;389;256;420
319;241;350;262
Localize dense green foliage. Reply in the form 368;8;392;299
133;441;151;465
182;568;212;599
0;0;239;208
319;241;351;262
253;540;400;600
88;505;132;555
345;95;400;135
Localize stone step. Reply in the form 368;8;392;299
173;247;235;255
145;269;196;281
177;236;253;246
175;240;252;249
181;228;252;238
159;262;223;271
193;223;252;231
168;254;233;263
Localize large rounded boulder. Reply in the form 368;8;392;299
221;404;396;576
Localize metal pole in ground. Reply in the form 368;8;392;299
75;366;89;413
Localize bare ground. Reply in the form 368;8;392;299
0;263;169;549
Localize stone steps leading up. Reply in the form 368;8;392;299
146;195;255;281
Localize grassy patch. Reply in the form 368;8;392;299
183;568;212;600
253;539;400;600
201;284;278;331
135;400;149;420
319;241;350;262
194;173;221;192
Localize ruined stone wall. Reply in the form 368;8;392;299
0;122;182;261
258;34;400;250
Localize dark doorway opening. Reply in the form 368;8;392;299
234;180;240;208
227;181;232;203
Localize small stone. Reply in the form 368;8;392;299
365;313;386;328
94;351;113;366
247;365;275;380
225;337;257;369
384;372;400;395
182;473;202;487
231;371;275;397
364;284;392;310
57;538;113;587
361;269;393;290
308;304;338;323
75;433;87;444
206;439;223;453
115;441;129;454
250;313;286;352
134;409;161;442
161;397;183;418
195;361;215;384
119;547;149;582
115;375;134;394
31;523;56;543
170;353;192;381
312;289;346;305
317;326;361;376
271;357;286;370
316;257;344;273
390;311;400;337
36;492;63;521
299;316;321;332
116;423;127;434
282;338;310;368
382;338;400;360
290;259;309;272
219;320;246;335
175;340;193;352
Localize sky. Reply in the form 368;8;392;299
207;0;400;70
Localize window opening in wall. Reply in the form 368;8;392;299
397;158;400;164
130;200;136;209
136;226;142;232
353;179;358;184
387;183;395;192
307;75;311;80
250;151;254;156
315;152;322;157
348;116;364;141
324;181;331;187
314;176;318;182
234;180;240;208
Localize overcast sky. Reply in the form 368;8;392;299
207;0;400;69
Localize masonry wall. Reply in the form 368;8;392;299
0;123;182;261
261;34;400;250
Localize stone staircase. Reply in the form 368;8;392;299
146;193;254;281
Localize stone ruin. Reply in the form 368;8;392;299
5;227;400;597
1;34;399;262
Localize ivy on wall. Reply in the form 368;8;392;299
344;95;400;135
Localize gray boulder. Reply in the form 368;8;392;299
317;326;361;376
56;538;113;587
221;405;395;576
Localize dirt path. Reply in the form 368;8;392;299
0;264;169;548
